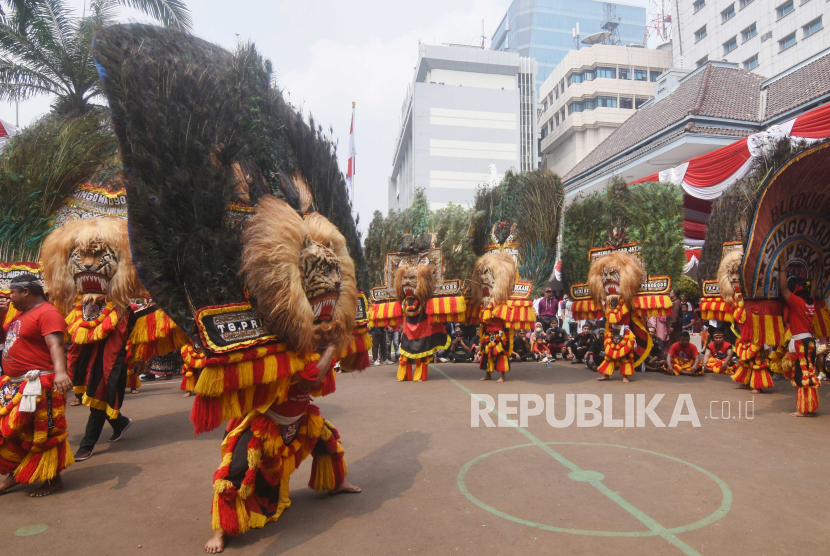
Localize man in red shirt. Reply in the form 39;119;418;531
0;273;73;496
666;331;703;376
702;329;736;374
779;262;819;417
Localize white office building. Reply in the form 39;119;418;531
389;44;538;211
672;0;828;77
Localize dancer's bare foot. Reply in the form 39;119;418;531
751;388;762;394
205;530;226;554
597;375;610;381
791;411;817;417
131;389;139;394
70;398;81;406
0;474;18;495
622;377;630;383
733;385;748;390
496;377;505;383
30;476;62;497
182;391;193;398
480;375;491;381
329;481;362;494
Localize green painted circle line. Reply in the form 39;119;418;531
457;442;732;538
14;524;48;537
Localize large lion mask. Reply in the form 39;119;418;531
587;251;644;309
394;262;435;315
41;217;144;317
471;253;516;309
717;248;744;304
241;196;357;354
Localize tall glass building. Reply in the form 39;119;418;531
491;0;647;89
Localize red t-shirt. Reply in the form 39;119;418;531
669;341;699;362
786;294;815;336
707;341;732;358
2;302;66;379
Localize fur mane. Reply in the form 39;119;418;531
717;248;744;304
586;251;644;305
41;217;144;315
394;263;434;307
470;253;516;308
240;196;356;354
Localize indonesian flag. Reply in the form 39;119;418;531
0;117;19;151
346;104;355;201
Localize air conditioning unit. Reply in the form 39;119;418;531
760;31;772;42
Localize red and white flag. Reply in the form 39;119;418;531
346;103;356;202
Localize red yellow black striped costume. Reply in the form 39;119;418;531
703;341;736;374
472;300;534;375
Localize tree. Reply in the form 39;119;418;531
0;0;192;115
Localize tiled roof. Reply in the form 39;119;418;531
564;65;764;183
764;53;830;120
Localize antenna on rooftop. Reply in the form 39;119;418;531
572;23;580;50
643;0;672;46
602;3;622;45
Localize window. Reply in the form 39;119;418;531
568;101;583;114
560;80;565;94
743;54;759;70
596;67;616;79
650;70;663;81
567;72;583;85
742;23;757;41
554;113;559;126
693;0;705;12
560;108;565;121
620;97;633;109
583;70;596;82
776;0;793;19
739;0;754;7
721;4;735;22
723;36;738;54
696;55;709;67
635;98;649;109
582;98;596;110
541;126;548;139
695;26;707;42
634;69;648;81
542;101;548;112
597;96;617;108
803;17;822;38
618;68;631;80
779;31;796;51
555;88;559;99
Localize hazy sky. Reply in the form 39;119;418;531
4;0;649;235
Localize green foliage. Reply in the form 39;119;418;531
0;109;117;262
0;0;192;115
471;169;564;294
363;191;476;288
561;180;685;290
675;274;701;303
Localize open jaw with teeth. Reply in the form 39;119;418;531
75;271;110;295
310;292;339;323
403;286;416;298
603;280;620;296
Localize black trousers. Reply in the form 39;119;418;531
79;407;130;452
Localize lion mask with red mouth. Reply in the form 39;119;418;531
717;248;744;304
394;262;434;313
587;251;645;310
240;196;357;354
41;217;145;317
471;252;516;309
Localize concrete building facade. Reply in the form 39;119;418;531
671;0;829;77
389;44;538;211
491;0;647;90
538;44;673;177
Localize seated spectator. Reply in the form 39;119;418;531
702;329;736;374
585;328;605;372
530;322;550;361
546;324;568;361
643;326;668;372
565;325;593;364
511;329;535;361
667;331;702;376
470;334;481;363
681;294;695;333
444;331;474;363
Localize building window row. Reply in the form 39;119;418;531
723;36;738;54
742;22;757;42
721;4;735;22
739;0;754;8
695;25;707;42
743;54;758;70
566;95;648;115
803;16;823;38
693;0;705;12
566;66;664;86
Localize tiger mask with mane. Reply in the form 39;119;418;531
471;253;516;309
41;217;145;318
717;248;744;304
394;263;435;315
241;196;357;354
587;251;645;310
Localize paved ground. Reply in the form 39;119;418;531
2;360;828;555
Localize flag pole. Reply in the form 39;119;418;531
351;101;356;206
